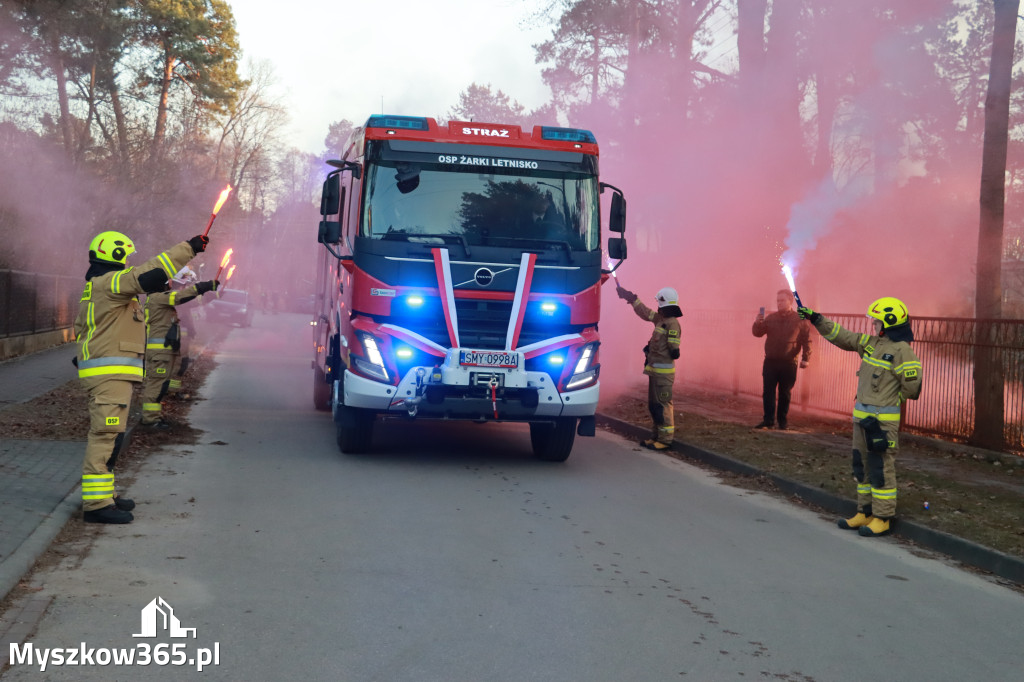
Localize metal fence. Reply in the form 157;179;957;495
0;270;80;338
684;311;1024;453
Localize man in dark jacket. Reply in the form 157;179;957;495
752;289;812;430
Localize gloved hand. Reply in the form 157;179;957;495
616;285;637;304
798;307;821;323
196;280;218;295
188;235;209;254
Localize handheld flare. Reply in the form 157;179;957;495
202;185;233;237
215;248;233;281
606;258;622;287
225;264;236;282
781;263;804;309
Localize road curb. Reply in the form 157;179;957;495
595;413;1024;586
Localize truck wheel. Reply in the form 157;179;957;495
313;366;331;411
530;417;576;462
336;407;374;454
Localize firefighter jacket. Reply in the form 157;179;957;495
811;314;922;422
74;242;196;383
752;310;812;364
630;299;681;376
145;286;201;352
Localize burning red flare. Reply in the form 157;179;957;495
216;248;233;280
212;185;232;215
226;264;236;281
203;184;233;237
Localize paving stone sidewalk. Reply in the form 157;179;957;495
0;343;81;601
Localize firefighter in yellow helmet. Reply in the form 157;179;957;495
616;284;683;450
798;297;923;537
74;230;210;523
141;266;219;427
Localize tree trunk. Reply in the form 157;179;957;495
971;0;1017;450
151;47;175;162
53;54;73;154
737;0;767;96
108;77;131;180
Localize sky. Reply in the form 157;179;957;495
229;0;554;154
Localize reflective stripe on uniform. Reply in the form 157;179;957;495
110;270;126;294
168;379;182;389
78;356;145;379
646;363;675;374
896;360;922;375
862;356;892;370
81;302;96;360
147;338;166;349
871;487;897;501
857;483;871;497
853;401;901;422
82;473;115;500
157;252;175;275
142;402;161;412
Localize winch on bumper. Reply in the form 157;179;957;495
337;348;599;421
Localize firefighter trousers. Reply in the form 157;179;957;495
141;350;173;424
851;419;900;518
647;373;676;445
82;378;132;512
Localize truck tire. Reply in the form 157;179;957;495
336;406;374;454
530;417;576;462
313;366;331;411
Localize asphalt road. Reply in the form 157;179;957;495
4;313;1023;681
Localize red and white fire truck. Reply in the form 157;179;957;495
313;115;626;461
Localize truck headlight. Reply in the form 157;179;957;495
566;343;599;390
353;331;389;382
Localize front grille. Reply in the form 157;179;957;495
377;297;580;350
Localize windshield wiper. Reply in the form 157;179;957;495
482;236;575;263
380;230;472;257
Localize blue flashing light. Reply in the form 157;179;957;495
540;302;557;314
396;347;413;360
548;354;565;366
367;115;429;131
407;295;424;307
540;126;597;144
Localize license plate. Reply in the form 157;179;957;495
459;350;519;368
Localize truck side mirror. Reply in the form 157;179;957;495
608;192;626;233
320;173;341;216
318;220;341;245
608;237;627;260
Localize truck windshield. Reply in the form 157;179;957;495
361;161;600;252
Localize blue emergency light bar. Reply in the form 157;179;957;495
540;126;597;144
367;115;429;131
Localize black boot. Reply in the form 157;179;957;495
83;504;133;524
114;496;135;511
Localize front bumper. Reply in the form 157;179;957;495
336;361;599;422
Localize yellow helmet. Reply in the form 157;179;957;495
89;231;135;265
866;297;909;328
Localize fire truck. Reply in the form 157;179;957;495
313;115;626;461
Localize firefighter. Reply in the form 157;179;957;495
74;231;209;524
170;292;199;397
141;266;218;427
798;297;923;537
616;284;683;450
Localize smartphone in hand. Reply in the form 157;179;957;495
759;306;765;317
